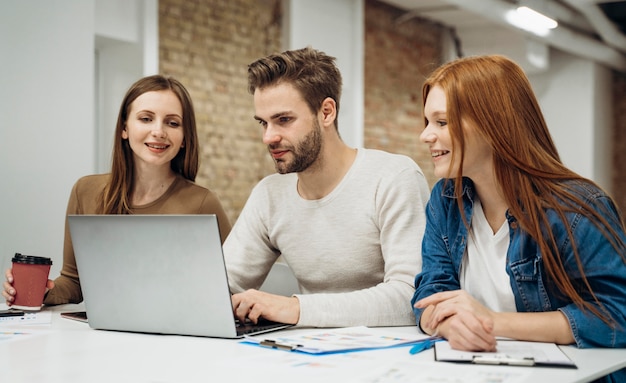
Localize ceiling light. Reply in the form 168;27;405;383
506;6;558;37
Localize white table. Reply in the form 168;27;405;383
1;303;625;382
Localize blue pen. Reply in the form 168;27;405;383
409;337;443;355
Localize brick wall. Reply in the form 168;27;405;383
364;0;443;187
159;0;281;224
159;0;445;224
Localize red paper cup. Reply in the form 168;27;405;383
11;253;53;311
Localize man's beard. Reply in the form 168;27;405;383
272;119;322;174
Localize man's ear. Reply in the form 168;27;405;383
320;97;337;128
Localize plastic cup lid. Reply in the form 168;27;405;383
12;253;53;265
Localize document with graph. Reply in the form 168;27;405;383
244;326;434;354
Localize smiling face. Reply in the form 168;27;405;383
121;90;185;170
421;85;493;181
253;82;323;174
421;85;455;178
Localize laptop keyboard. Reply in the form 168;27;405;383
235;317;288;335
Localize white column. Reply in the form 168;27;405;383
530;50;613;192
457;24;613;192
0;0;96;276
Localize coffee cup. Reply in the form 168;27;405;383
11;253;53;311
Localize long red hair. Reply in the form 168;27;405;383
423;55;626;323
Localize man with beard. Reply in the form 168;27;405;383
224;47;430;328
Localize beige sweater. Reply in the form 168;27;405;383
44;173;231;305
223;149;430;327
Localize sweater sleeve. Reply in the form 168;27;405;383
196;188;232;244
410;181;462;328
44;180;85;305
223;181;282;294
558;194;626;348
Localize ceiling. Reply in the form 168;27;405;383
378;0;626;72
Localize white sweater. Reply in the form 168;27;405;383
223;148;430;327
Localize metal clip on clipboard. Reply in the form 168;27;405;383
259;339;302;351
472;354;536;366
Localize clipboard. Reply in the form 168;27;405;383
434;340;577;368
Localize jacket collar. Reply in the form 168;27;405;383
441;177;475;201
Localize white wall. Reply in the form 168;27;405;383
95;0;158;172
0;0;156;279
459;26;614;193
0;1;96;277
529;50;613;191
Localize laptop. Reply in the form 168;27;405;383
67;214;293;338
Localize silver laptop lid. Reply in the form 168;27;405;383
68;214;240;338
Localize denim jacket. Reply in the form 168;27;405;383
412;178;626;355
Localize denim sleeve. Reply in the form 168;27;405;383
411;185;463;327
558;194;626;348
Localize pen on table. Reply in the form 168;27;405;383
409;337;444;355
0;309;25;318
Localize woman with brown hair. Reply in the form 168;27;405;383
412;55;625;382
3;75;231;305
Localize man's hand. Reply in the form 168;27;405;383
231;289;300;324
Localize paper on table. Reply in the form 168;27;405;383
244;326;434;354
0;310;52;325
434;340;577;368
356;360;533;383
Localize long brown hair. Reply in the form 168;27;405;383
100;75;199;214
423;54;626;323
